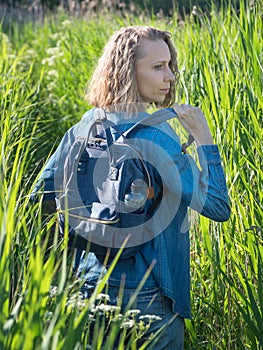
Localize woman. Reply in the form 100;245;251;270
34;26;230;349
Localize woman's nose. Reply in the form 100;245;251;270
165;67;175;82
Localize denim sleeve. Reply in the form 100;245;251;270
31;125;77;202
154;125;230;222
196;145;230;221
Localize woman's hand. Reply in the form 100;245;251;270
173;103;214;147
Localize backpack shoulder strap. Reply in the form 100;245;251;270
92;108;177;141
123;108;177;137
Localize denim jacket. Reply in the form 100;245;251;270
33;108;230;319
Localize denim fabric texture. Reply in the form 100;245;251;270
106;286;185;350
33;108;230;320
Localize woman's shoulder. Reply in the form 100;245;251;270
69;108;97;136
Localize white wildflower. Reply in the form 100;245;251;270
75;299;87;309
139;314;162;321
2;33;12;49
2;33;12;52
2;33;11;44
126;309;141;316
44;311;53;319
88;314;95;321
47;82;56;91
120;319;135;329
42;57;55;66
50;33;60;40
66;292;87;309
7;54;16;60
57;38;66;47
61;20;72;27
25;49;37;57
49;285;58;298
91;303;121;314
47;70;59;78
42;51;64;66
112;313;124;321
96;293;110;302
46;47;61;56
98;304;120;312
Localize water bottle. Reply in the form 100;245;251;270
124;179;147;210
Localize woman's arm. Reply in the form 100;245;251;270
153;109;230;222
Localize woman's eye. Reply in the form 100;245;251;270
154;64;164;70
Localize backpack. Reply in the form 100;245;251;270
55;108;177;259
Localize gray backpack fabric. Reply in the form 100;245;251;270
55;108;177;259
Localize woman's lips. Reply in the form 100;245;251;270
160;89;170;94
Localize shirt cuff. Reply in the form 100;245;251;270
197;145;222;165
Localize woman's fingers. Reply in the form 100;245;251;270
173;103;214;146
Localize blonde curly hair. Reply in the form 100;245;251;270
86;26;179;113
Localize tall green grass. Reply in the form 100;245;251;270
0;1;262;349
175;2;263;349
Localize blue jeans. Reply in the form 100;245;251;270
107;286;185;350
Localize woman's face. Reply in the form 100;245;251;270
135;39;175;104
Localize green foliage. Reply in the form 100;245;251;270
0;1;262;349
0;0;251;16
